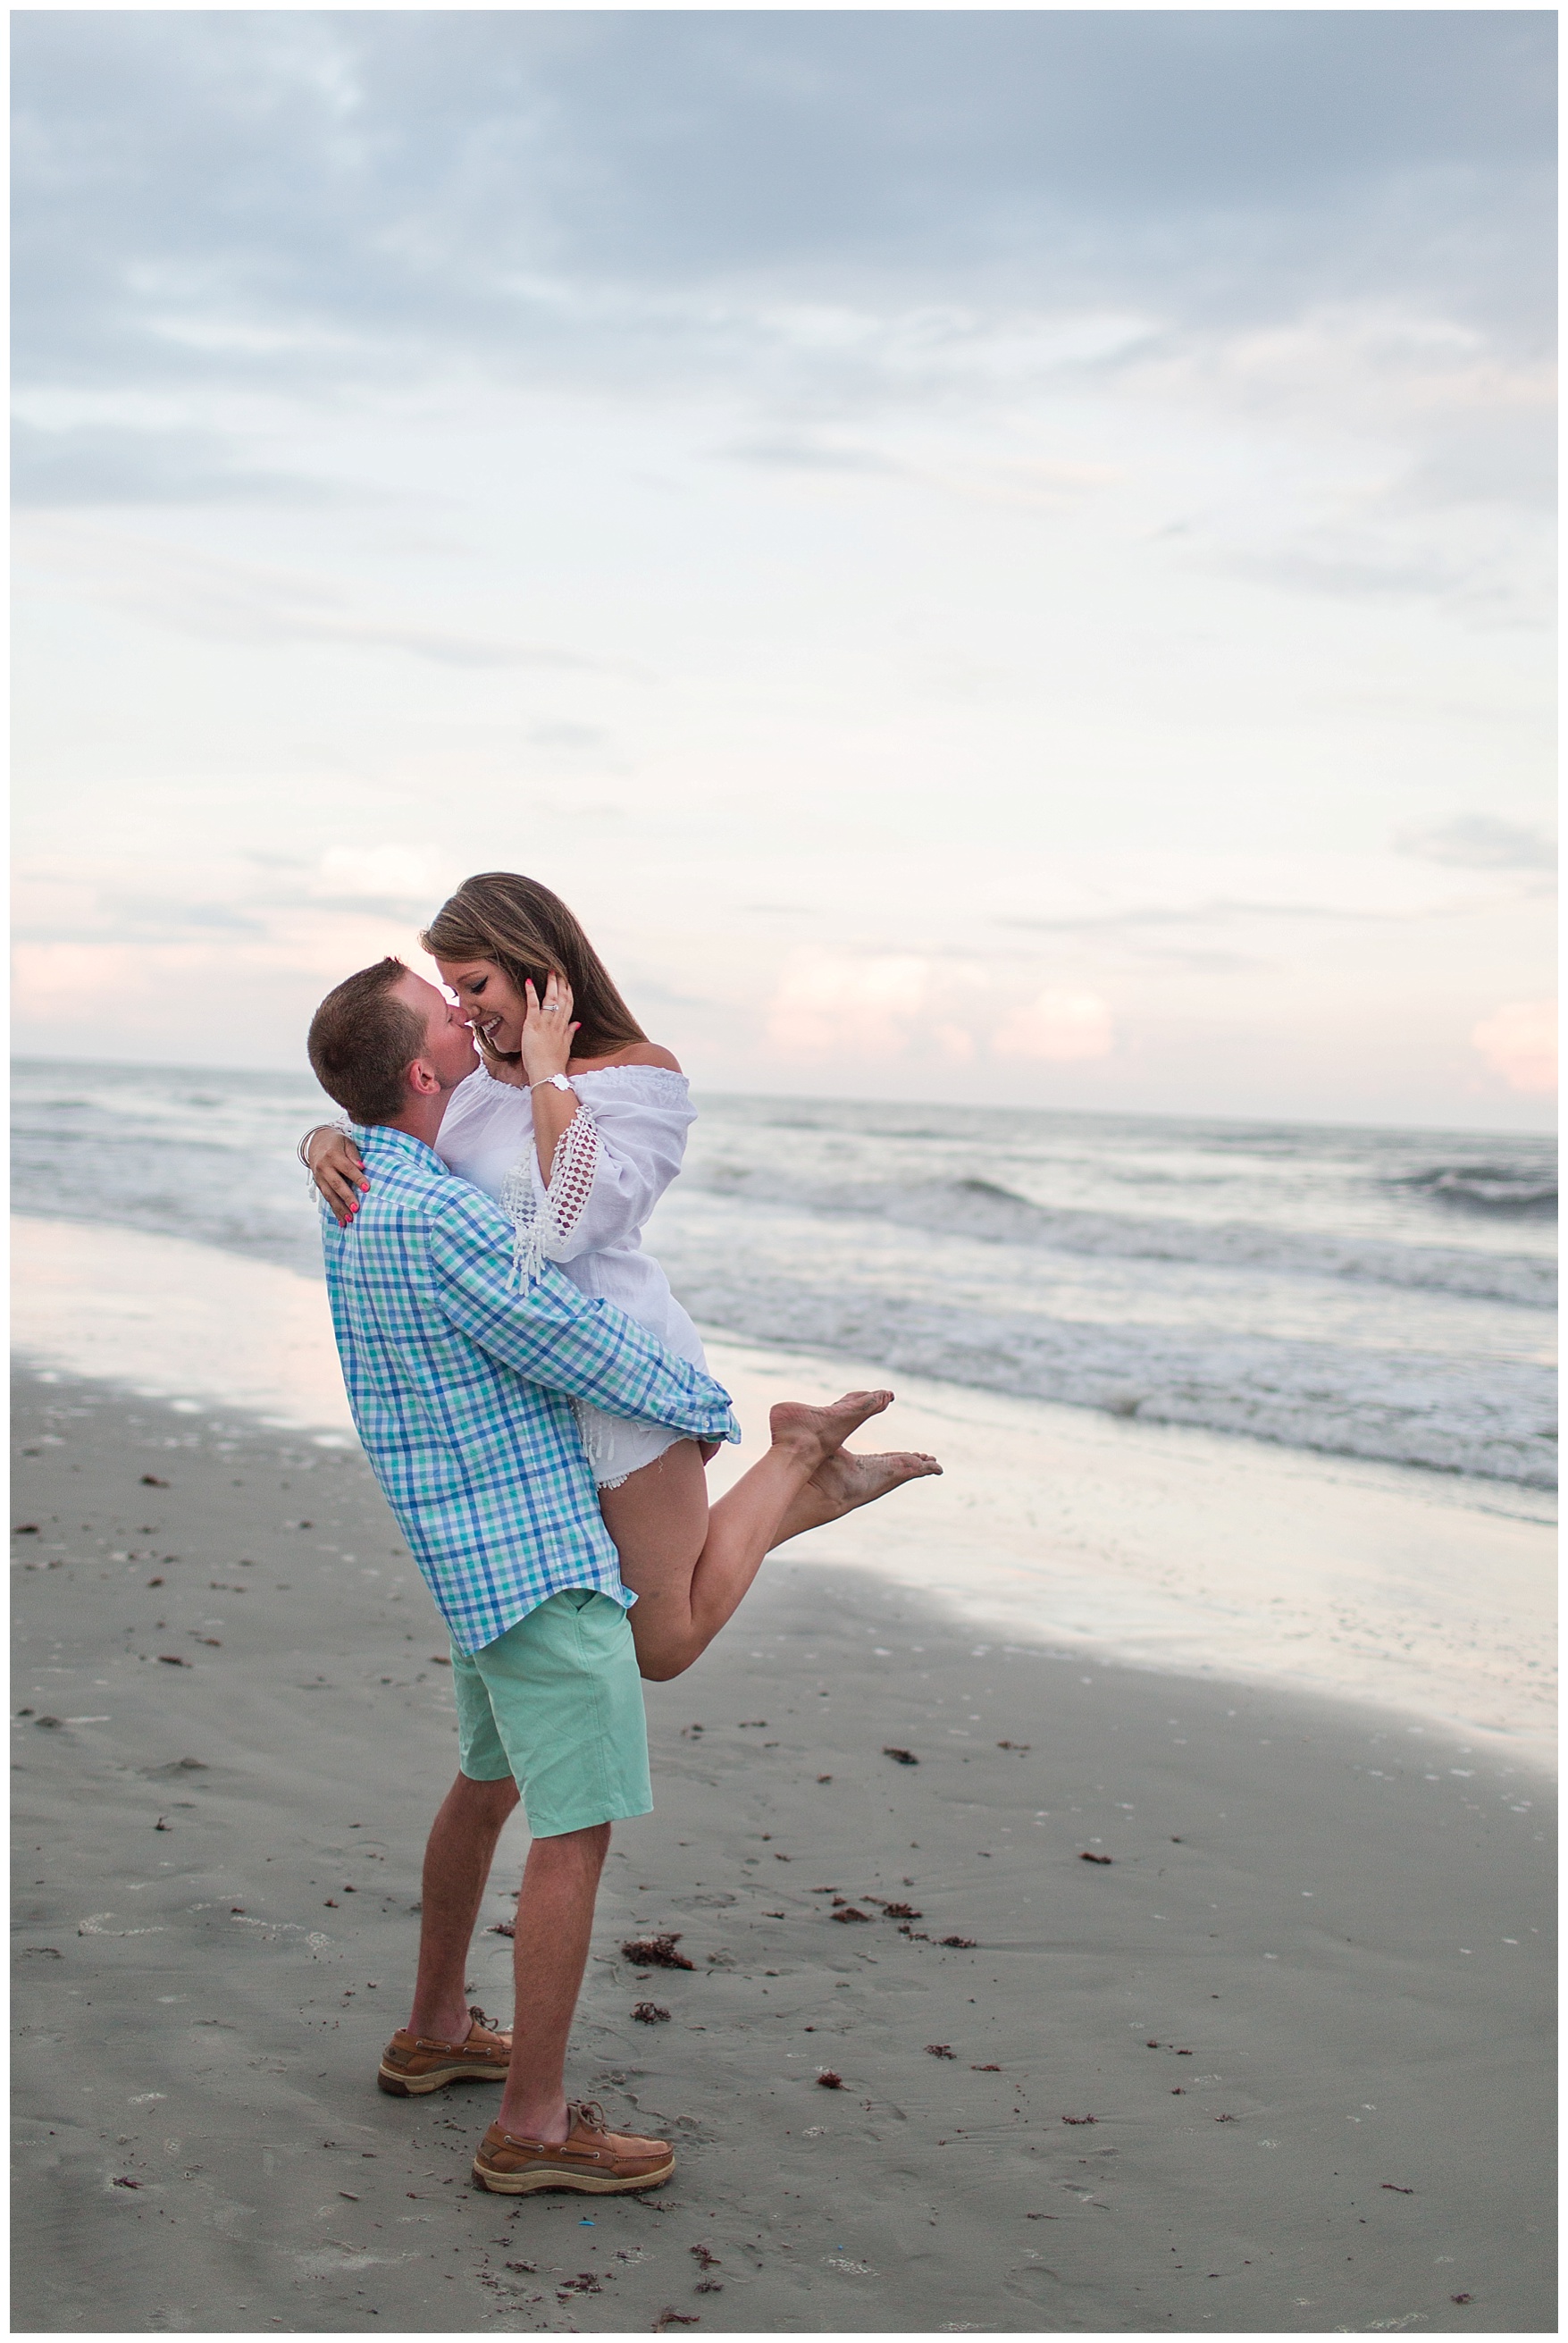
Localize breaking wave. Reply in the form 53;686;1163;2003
664;1255;1558;1489
1396;1164;1558;1217
684;1167;1556;1310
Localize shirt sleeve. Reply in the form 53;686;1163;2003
426;1188;740;1443
510;1078;694;1267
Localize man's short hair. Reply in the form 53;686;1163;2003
307;957;428;1127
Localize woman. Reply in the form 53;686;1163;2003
303;871;939;1680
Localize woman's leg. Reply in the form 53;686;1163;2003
603;1391;940;1683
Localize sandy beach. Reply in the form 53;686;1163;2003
13;10;1560;2333
12;1363;1555;2333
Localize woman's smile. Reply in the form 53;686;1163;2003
435;955;528;1055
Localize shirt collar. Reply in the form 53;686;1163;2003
351;1121;449;1175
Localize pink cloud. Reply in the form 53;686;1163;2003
991;989;1115;1063
1472;999;1556;1095
766;953;933;1058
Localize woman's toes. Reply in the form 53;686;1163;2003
769;1390;893;1450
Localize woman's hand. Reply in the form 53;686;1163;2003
518;970;580;1087
306;1128;369;1227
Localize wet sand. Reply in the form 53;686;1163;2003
13;1214;1557;1766
12;1366;1555;2334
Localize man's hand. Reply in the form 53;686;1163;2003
306;1127;370;1226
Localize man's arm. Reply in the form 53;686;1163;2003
426;1193;740;1445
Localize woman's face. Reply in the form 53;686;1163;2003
435;955;529;1054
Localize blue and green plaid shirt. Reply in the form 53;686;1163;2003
320;1123;740;1654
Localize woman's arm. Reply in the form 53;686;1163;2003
301;1127;369;1227
515;970;582;1183
490;970;693;1276
503;1074;693;1271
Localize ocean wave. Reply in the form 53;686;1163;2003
13;1059;1555;1493
1396;1165;1558;1216
10;1130;323;1281
684;1167;1556;1309
674;1264;1558;1490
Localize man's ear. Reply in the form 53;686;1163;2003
405;1055;442;1099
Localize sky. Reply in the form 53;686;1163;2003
11;8;1557;1128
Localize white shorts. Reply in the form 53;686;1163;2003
573;1402;689;1491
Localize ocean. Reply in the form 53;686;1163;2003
11;1057;1556;1492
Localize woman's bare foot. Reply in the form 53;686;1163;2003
769;1444;942;1547
812;1447;941;1508
768;1390;893;1469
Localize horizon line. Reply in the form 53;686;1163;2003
9;1048;1556;1149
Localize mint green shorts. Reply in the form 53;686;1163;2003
451;1589;653;1838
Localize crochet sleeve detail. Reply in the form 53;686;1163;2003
499;1107;600;1285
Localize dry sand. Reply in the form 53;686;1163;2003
12;1367;1555;2334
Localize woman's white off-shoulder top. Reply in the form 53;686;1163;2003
433;1062;706;1371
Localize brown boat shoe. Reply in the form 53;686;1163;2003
472;2101;675;2195
377;2012;512;2096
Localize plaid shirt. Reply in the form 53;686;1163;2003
320;1122;740;1654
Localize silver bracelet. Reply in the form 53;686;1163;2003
530;1073;574;1093
298;1121;348;1172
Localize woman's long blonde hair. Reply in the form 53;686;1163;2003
420;872;646;1064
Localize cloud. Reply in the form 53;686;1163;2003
1001;898;1388;944
997;866;1544;947
10;846;467;962
767;953;936;1060
6;15;1555;1123
12;941;212;1020
1122;307;1556;510
11;908;450;1045
1397;412;1557;516
303;844;461;925
14;521;614;670
11;419;331;508
12;12;1553;410
526;721;613;752
10;13;1552;661
725;434;902;475
1398;816;1556;872
1472;1000;1556;1095
765;956;1118;1069
992;990;1115;1064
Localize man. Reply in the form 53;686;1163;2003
306;957;885;2198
